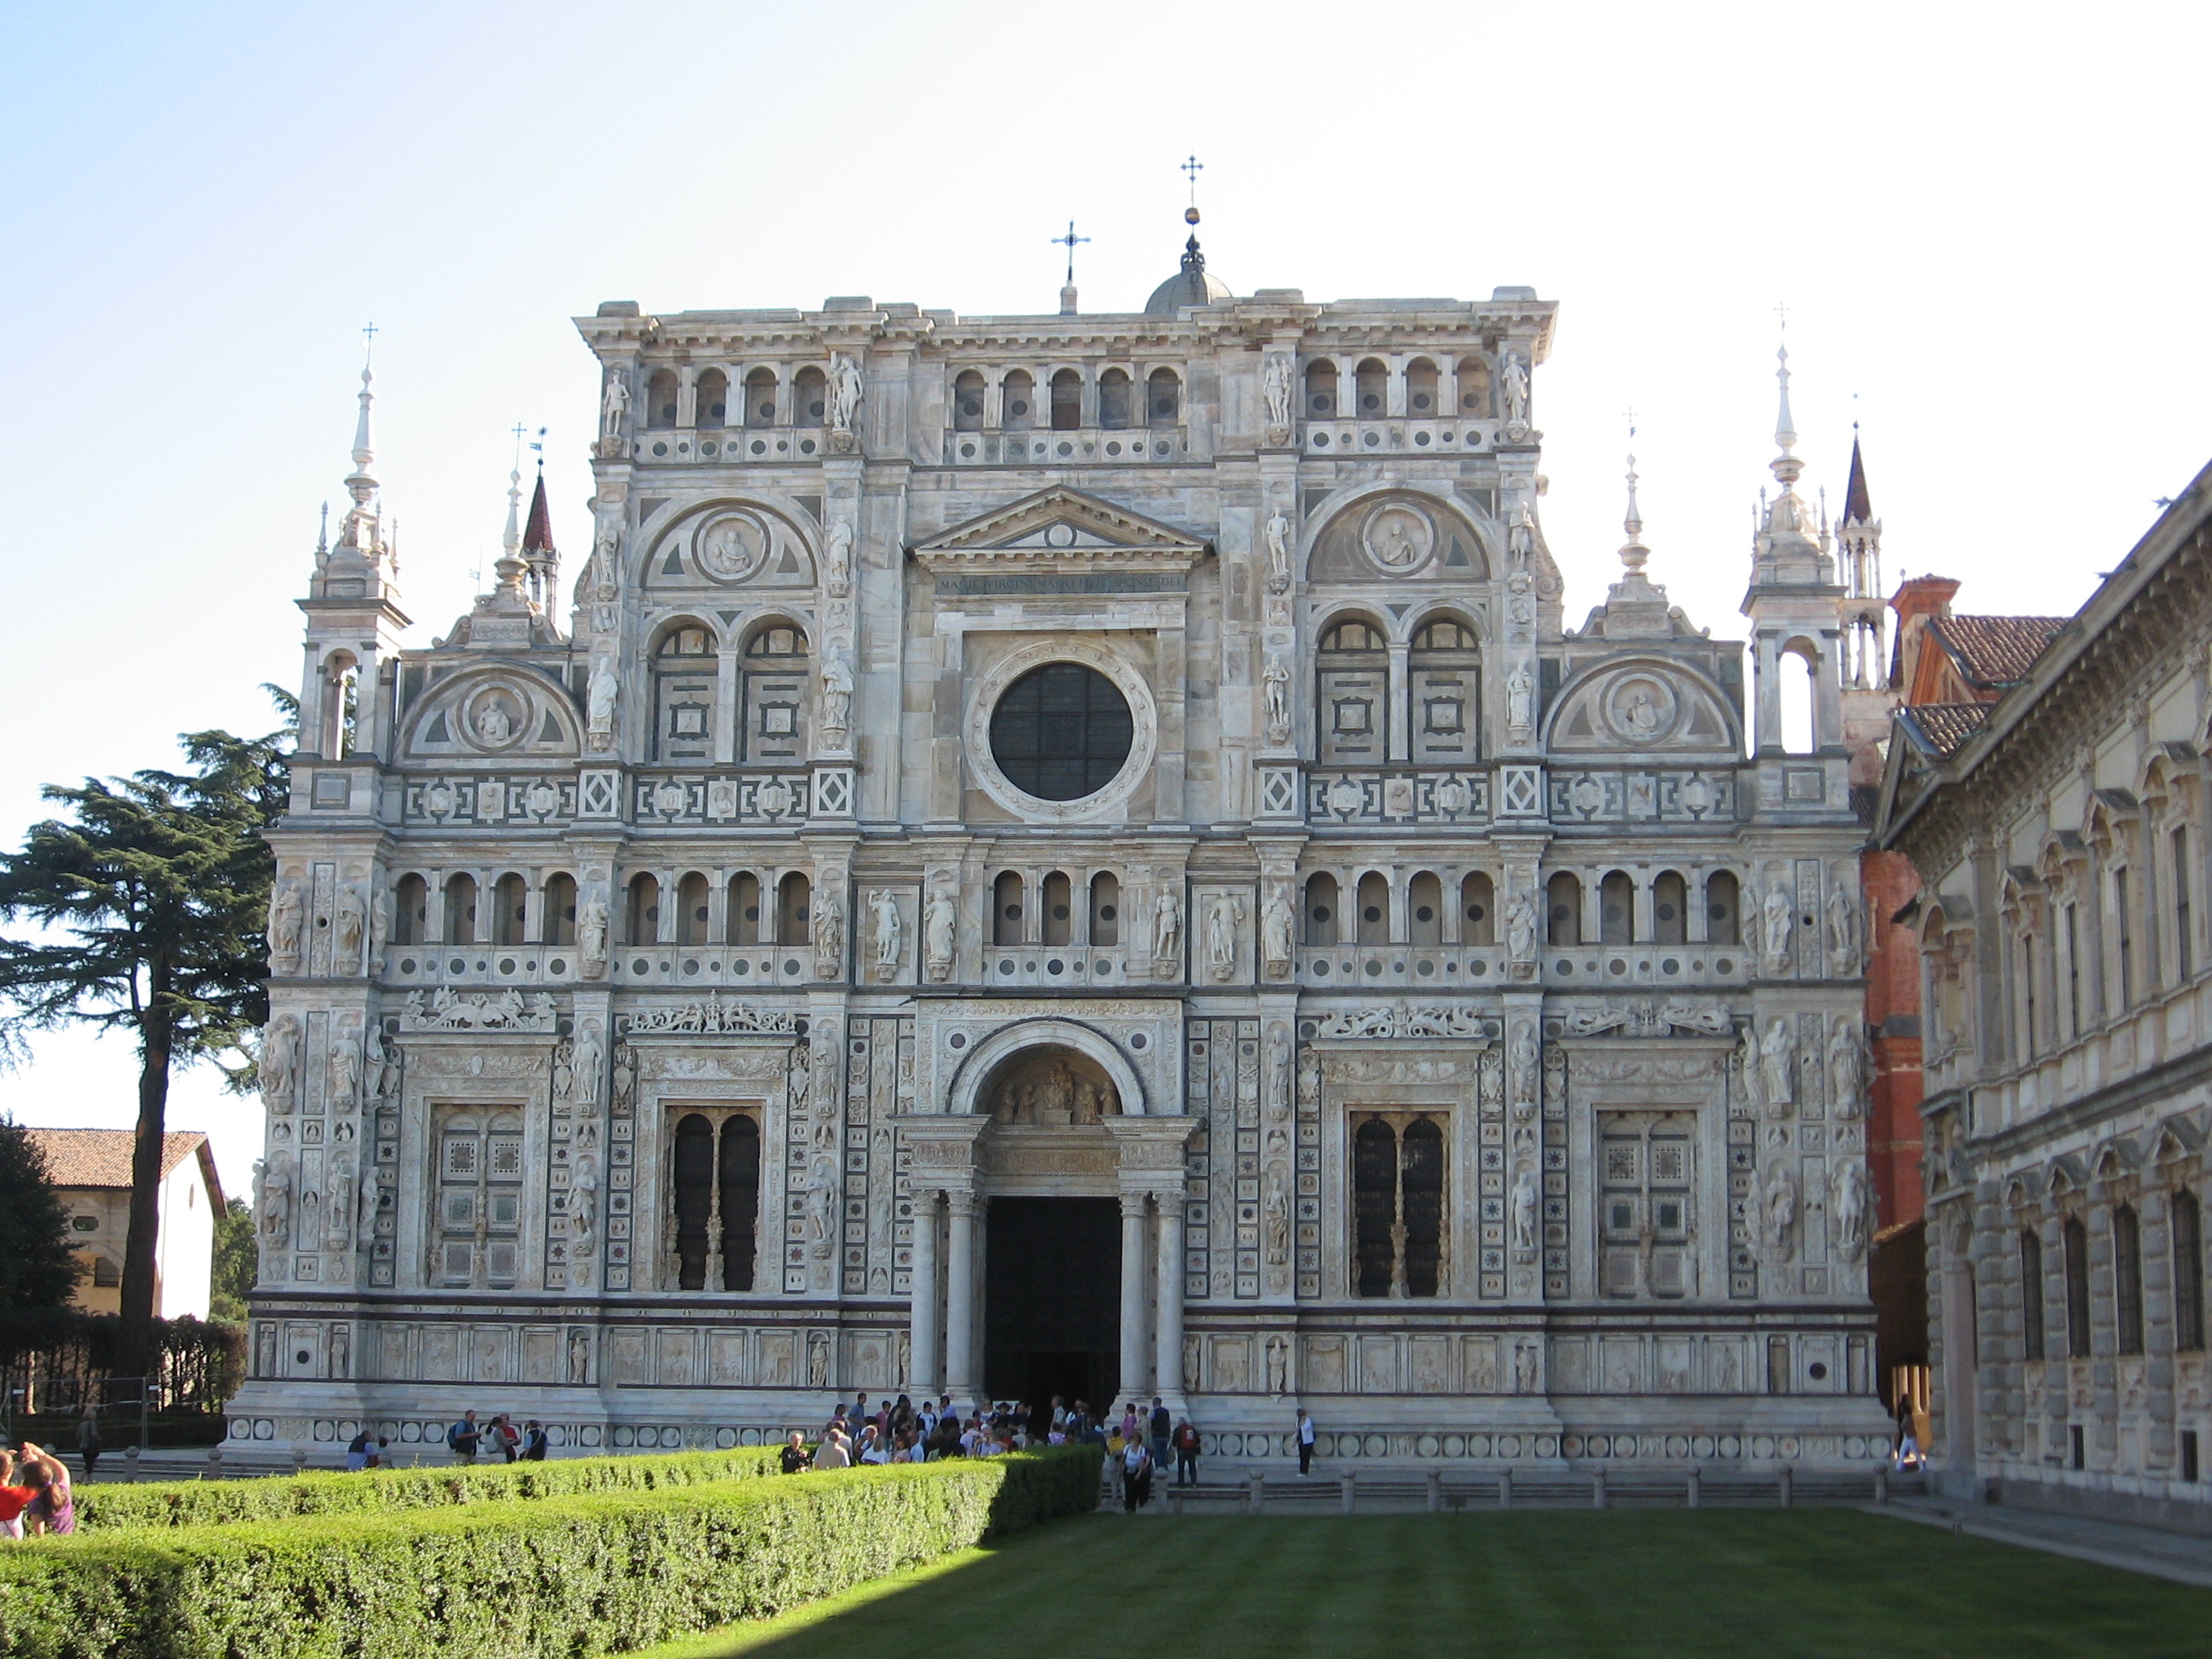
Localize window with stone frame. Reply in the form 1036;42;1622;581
2021;1226;2046;1361
1316;620;1387;766
653;626;716;763
1348;1111;1447;1297
2114;1203;2145;1355
739;626;808;765
2174;1188;2205;1353
666;1108;762;1292
2062;1213;2092;1358
1599;1111;1696;1298
1408;618;1480;765
433;1107;526;1289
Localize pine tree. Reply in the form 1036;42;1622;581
0;1115;84;1312
0;713;288;1377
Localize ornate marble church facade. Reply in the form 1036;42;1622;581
233;238;1893;1470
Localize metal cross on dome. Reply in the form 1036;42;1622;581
1182;154;1203;205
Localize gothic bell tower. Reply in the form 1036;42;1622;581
1740;342;1846;763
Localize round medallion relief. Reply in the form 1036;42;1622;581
694;510;769;583
1604;672;1679;744
1360;502;1436;574
462;684;528;752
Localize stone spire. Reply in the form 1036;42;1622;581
521;464;558;609
1620;451;1650;577
1582;447;1686;639
1751;342;1830;584
334;359;387;563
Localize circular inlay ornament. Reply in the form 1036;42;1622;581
1604;672;1679;744
694;510;769;583
1360;501;1435;573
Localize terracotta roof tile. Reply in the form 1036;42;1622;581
1902;702;1992;757
1929;614;2066;689
24;1128;211;1192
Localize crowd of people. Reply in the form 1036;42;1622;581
781;1393;1203;1509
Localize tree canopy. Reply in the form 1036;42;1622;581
0;1115;84;1313
0;710;288;1372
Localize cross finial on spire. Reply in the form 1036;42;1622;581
361;321;378;364
1182;154;1204;202
1051;220;1091;285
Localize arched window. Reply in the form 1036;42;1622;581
1097;369;1132;429
1050;369;1081;431
671;1114;715;1291
793;366;828;427
740;625;807;765
393;874;428;946
1355;872;1389;946
1600;871;1635;946
1401;1117;1445;1296
1353;358;1387;416
645;369;678;429
1002;370;1035;430
492;873;527;946
654;625;715;764
444;874;479;945
1089;872;1121;946
775;872;811;946
743;368;777;428
1409;617;1480;765
1041;871;1074;946
1778;642;1818;754
1147;368;1180;427
2063;1214;2092;1358
677;872;710;946
626;874;661;946
1405;358;1439;416
542;873;577;946
1305;874;1340;946
2022;1228;2046;1360
1705;871;1741;946
727;872;761;946
1304;359;1337;417
719;1115;760;1290
1653;871;1688;946
695;368;728;428
1456;356;1491;416
1316;619;1387;766
952;370;986;432
993;872;1025;946
2174;1190;2205;1353
1459;872;1495;945
1547;872;1583;946
1353;1118;1397;1298
317;654;358;759
2115;1205;2145;1356
1408;872;1443;946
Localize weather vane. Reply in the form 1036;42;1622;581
1051;220;1090;285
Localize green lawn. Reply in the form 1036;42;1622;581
630;1511;2210;1659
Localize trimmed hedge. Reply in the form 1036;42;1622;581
0;1447;1102;1659
76;1447;782;1531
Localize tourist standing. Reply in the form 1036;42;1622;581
521;1421;549;1461
1149;1396;1172;1470
1295;1408;1316;1476
446;1411;482;1465
74;1407;101;1478
1173;1417;1201;1487
1120;1434;1154;1512
812;1429;852;1470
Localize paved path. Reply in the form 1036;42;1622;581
1873;1494;2212;1590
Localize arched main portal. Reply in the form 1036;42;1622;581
977;1045;1124;1411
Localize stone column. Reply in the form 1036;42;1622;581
1155;1198;1185;1400
909;1188;941;1399
1120;1193;1150;1400
945;1192;981;1403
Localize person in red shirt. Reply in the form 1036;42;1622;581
12;1443;73;1535
0;1449;35;1540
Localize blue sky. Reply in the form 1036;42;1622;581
3;1;2208;1192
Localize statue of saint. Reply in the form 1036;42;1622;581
587;655;620;742
1152;888;1182;968
1262;355;1293;434
1499;352;1529;425
923;880;956;981
1506;665;1535;735
867;888;901;980
267;881;305;969
600;369;630;438
1264;510;1292;592
1263;651;1291;746
824;520;853;597
828;353;864;433
819;643;854;739
1261;886;1295;979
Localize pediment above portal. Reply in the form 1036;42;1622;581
910;486;1209;578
